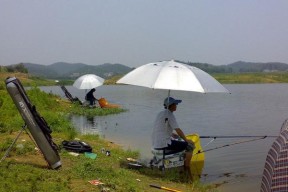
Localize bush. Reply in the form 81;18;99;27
6;63;28;73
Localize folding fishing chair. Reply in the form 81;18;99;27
150;148;185;171
60;85;82;105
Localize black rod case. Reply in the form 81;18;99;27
5;77;61;169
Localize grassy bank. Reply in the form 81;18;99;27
0;72;57;86
0;73;216;191
213;72;288;84
69;103;126;117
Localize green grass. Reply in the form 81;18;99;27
0;131;216;191
213;72;288;84
104;75;123;85
69;103;127;117
0;133;141;192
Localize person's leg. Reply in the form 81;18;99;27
183;157;193;181
185;151;192;167
184;143;195;180
89;99;93;106
167;140;193;179
184;142;195;167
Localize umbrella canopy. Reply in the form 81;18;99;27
117;60;229;94
73;74;105;90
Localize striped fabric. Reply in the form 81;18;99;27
261;119;288;192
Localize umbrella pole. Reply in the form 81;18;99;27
168;90;170;98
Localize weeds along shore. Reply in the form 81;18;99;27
0;73;215;192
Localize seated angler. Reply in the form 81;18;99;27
85;88;98;107
152;97;195;174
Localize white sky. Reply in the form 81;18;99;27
1;0;288;67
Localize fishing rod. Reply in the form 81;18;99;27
200;135;277;139
195;136;268;154
149;184;182;192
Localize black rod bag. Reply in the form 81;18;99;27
5;77;61;169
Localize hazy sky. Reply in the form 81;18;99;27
1;0;288;67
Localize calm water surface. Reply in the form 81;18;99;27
41;84;288;192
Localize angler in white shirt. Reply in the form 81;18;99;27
152;97;195;171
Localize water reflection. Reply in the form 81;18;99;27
69;115;105;137
69;114;122;142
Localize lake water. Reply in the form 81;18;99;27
40;84;288;192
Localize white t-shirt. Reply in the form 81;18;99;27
152;109;179;148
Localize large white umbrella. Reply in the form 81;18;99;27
73;74;105;90
117;60;229;95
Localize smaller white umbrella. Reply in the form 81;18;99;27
73;74;105;89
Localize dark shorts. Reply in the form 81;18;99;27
155;140;195;155
167;140;187;151
156;140;188;155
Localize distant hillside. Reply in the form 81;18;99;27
48;62;87;76
11;62;133;79
21;63;57;77
6;60;288;80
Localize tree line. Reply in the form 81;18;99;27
1;63;28;73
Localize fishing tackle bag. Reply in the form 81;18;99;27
5;77;61;169
61;140;92;153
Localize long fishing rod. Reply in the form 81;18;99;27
200;135;277;139
149;184;181;192
195;136;268;154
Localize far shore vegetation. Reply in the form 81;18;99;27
2;64;288;85
212;72;288;84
